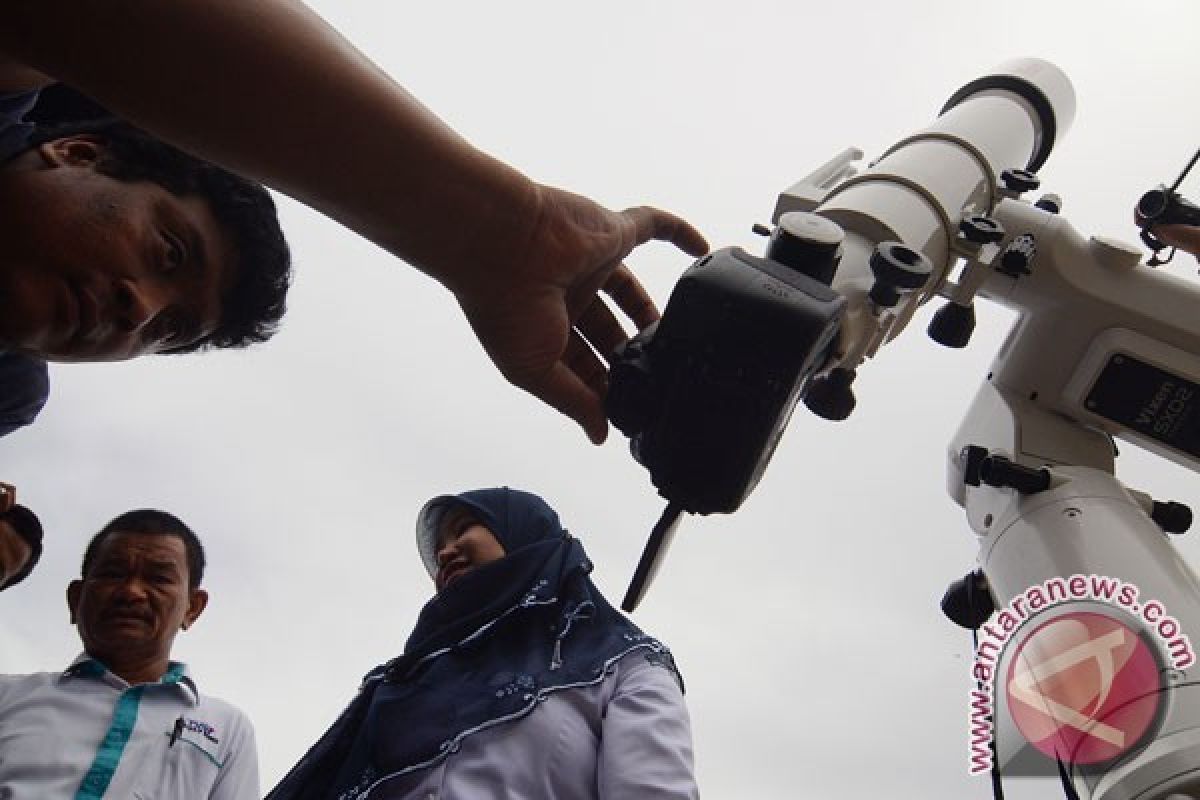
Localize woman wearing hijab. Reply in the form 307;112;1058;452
269;487;697;800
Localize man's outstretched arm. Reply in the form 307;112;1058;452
0;0;707;442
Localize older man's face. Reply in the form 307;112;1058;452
67;532;206;670
0;519;32;589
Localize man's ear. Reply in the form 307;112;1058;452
181;588;209;631
38;135;105;168
66;579;82;624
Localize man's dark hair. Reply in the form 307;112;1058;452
82;509;207;589
28;119;292;353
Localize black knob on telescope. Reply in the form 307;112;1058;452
803;367;856;421
942;568;995;630
1001;168;1041;194
928;301;976;348
1035;193;1062;214
1152;501;1193;535
868;242;932;308
979;455;1051;494
1000;234;1037;277
766;212;844;285
959;213;1005;244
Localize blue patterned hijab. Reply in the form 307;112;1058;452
267;488;679;800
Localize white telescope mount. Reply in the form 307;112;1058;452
771;58;1200;799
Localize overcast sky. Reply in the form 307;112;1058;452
4;1;1200;798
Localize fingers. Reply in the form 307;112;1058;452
524;348;610;445
1153;223;1200;256
622;206;709;258
576;295;631;358
601;265;658;331
563;331;608;397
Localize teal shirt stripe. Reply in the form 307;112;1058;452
74;686;145;799
72;661;188;800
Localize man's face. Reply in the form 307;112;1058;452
434;506;507;591
67;532;207;668
0;519;32;590
0;136;234;361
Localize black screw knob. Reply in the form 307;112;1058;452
1152;501;1192;534
1035;194;1062;214
803;367;856;421
868;242;932;307
1001;168;1041;194
928;301;976;348
959;213;1005;244
979;455;1051;495
942;569;995;630
1000;234;1036;277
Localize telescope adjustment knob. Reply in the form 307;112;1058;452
928;302;976;348
1152;501;1192;535
803;367;856;421
1035;193;1062;214
767;212;844;285
959;213;1005;244
1000;234;1037;277
1001;168;1041;194
868;242;932;307
979;455;1051;494
941;568;995;630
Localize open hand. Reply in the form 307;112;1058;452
456;185;707;444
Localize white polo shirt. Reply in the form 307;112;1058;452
0;655;258;799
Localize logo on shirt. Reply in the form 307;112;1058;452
182;717;220;744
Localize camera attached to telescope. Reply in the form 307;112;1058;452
605;213;848;517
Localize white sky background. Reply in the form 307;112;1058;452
3;1;1200;797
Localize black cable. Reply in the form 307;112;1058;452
1168;147;1200;193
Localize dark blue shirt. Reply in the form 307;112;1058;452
1;90;51;437
0;352;48;438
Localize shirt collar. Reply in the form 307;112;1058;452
61;653;199;703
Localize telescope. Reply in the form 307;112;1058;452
610;58;1200;798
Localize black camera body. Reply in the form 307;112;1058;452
606;244;845;514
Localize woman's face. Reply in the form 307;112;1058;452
433;506;506;591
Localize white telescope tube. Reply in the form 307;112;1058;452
810;58;1076;363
